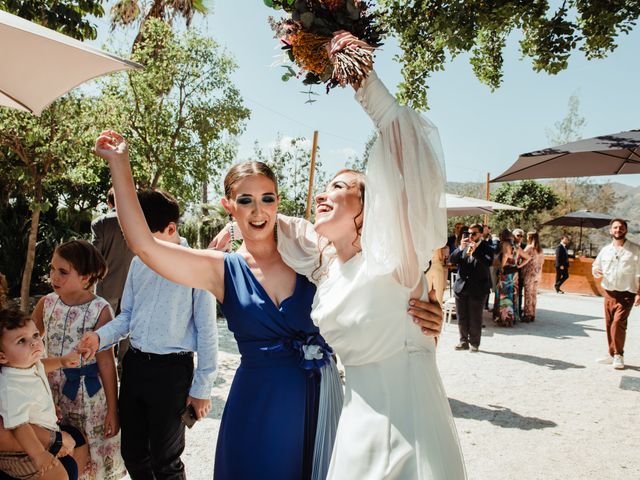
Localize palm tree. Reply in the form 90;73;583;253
110;0;208;48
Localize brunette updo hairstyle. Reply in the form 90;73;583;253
223;162;279;199
54;240;107;290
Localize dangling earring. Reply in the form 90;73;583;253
229;215;235;243
274;213;278;243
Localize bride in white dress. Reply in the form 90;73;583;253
275;41;467;479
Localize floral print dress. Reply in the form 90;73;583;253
493;252;520;327
522;248;545;321
43;293;126;480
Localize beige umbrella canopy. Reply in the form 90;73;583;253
0;9;140;115
445;193;523;217
491;130;640;182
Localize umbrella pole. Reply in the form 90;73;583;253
578;223;583;254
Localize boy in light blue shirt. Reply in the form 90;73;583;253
80;189;217;480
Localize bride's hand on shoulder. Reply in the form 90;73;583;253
408;289;442;337
208;222;241;251
94;130;129;163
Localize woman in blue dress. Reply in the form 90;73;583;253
94;133;441;479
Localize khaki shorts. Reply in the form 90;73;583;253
0;451;40;480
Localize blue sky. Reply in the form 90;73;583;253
91;1;640;187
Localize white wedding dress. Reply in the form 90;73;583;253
278;71;466;479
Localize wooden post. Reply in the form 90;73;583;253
483;172;490;226
305;130;320;220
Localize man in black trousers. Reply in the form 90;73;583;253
555;235;570;293
450;224;494;352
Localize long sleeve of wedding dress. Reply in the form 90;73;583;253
277;70;447;292
356;71;448;291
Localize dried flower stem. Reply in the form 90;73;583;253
332;44;374;88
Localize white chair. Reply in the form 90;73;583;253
447;270;459;297
443;296;456;327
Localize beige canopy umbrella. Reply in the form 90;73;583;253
491;130;640;182
0;9;140;115
445;193;523;217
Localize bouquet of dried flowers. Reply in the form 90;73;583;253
264;0;383;91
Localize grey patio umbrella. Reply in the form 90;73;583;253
0;9;140;115
491;130;640;182
543;210;615;251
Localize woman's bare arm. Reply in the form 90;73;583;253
94;131;225;300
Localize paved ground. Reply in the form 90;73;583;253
137;290;640;479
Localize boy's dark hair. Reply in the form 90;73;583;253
107;187;115;208
0;309;30;346
55;240;107;289
138;189;181;233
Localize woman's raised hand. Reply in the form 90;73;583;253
326;30;373;58
208;222;242;251
94;130;129;163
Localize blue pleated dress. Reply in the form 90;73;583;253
214;253;326;480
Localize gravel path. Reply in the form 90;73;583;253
127;289;640;479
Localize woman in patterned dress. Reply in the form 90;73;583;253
521;231;545;322
493;230;529;327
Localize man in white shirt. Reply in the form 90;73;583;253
592;218;640;370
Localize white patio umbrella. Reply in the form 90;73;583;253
445;193;523;217
0;9;140;115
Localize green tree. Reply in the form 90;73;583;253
0;1;111;306
377;1;640;110
252;135;327;218
110;0;208;47
0;95;102;309
491;180;559;235
0;0;104;40
101;19;250;205
546;94;586;147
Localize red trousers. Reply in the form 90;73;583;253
604;290;635;356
